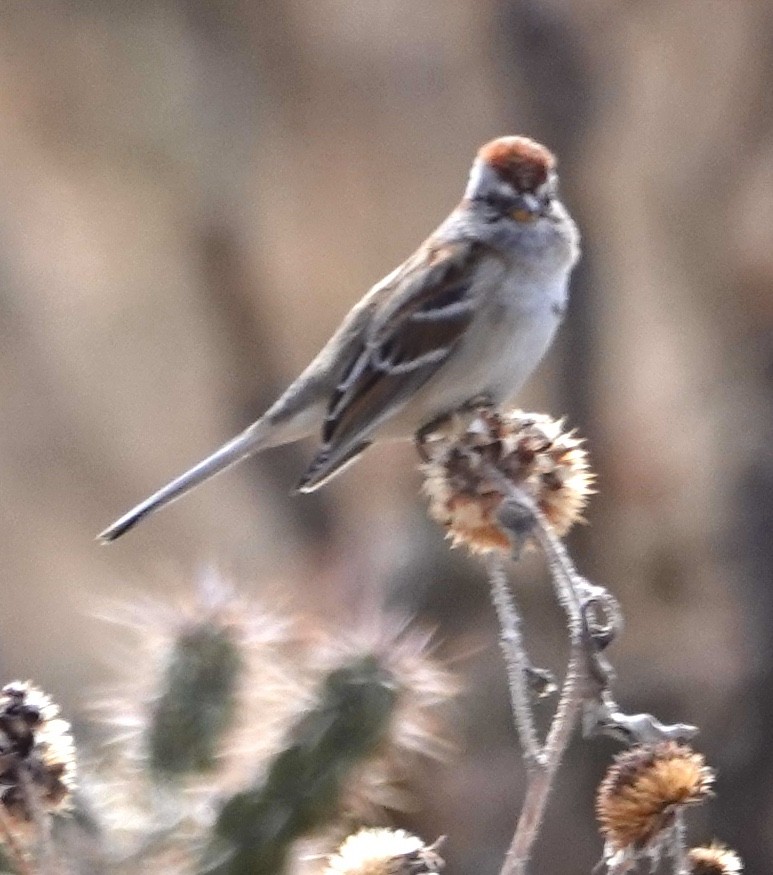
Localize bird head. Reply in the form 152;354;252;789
465;136;558;223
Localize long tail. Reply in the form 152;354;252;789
99;419;276;543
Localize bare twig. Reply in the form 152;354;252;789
474;457;700;875
485;555;543;769
493;466;696;744
670;812;689;875
489;481;590;875
502;648;584;875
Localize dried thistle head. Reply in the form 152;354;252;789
688;843;744;875
325;828;444;875
420;408;593;553
596;742;714;853
0;682;76;830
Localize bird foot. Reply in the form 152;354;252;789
414;396;496;462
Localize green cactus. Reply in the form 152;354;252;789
148;620;243;777
199;654;397;875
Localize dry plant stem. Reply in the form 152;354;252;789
18;768;55;875
0;805;35;875
485;555;543;768
518;499;588;630
489;478;588;875
480;469;693;873
671;812;689;875
503;649;584;875
480;462;589;627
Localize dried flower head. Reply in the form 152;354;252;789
420;408;593;553
596;742;714;852
688;843;743;875
325;828;444;875
0;682;76;829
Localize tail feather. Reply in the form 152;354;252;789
295;441;371;494
98;421;273;542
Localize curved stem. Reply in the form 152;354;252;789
489;477;588;875
501;650;584;875
485;555;542;768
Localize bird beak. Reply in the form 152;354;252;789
510;193;543;223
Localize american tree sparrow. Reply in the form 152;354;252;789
100;136;579;542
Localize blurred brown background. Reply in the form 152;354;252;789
0;1;772;872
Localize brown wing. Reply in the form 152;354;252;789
322;239;489;448
321;238;496;452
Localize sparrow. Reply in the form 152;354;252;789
99;135;580;542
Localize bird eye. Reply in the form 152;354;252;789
535;179;556;216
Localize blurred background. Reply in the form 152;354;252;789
0;1;771;872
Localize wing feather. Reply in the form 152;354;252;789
321;238;496;450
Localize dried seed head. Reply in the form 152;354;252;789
688;843;743;875
0;682;76;830
596;742;714;852
421;408;593;553
325;828;444;875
